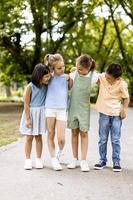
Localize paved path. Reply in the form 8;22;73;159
0;108;133;200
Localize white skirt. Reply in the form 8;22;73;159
19;106;46;135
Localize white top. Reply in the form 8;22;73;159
70;70;99;84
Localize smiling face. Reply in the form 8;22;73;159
76;64;90;76
54;61;65;75
40;73;51;85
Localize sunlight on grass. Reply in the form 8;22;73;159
0;136;18;147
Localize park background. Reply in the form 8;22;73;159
0;0;133;147
0;2;133;200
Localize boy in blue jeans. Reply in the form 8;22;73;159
94;63;129;172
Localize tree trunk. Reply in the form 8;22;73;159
5;86;11;97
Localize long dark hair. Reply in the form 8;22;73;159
31;63;50;87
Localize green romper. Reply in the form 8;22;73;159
68;72;93;132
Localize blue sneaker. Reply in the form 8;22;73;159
94;161;106;170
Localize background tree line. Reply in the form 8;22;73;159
0;0;133;102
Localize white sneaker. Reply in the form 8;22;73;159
24;159;32;170
35;158;43;169
51;157;62;171
80;160;90;172
67;158;78;169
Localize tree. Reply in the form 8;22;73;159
0;0;133;101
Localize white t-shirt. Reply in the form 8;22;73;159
70;70;99;84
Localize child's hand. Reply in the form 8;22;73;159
26;119;32;128
70;67;77;73
62;74;70;81
65;75;70;81
119;108;126;120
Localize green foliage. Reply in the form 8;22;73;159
0;0;133;99
12;88;23;97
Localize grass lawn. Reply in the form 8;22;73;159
0;102;23;147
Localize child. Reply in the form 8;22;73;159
67;55;99;172
44;53;72;171
94;63;129;172
19;64;51;170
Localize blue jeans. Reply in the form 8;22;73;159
98;113;122;163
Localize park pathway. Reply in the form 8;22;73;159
0;108;133;200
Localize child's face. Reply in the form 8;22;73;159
41;73;51;85
105;73;120;84
54;61;65;75
77;64;90;76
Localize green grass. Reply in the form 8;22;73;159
0;137;18;147
0;102;23;147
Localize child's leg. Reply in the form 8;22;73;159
35;135;43;158
80;131;90;172
47;117;56;157
71;128;79;159
94;113;110;170
35;135;43;169
80;131;88;160
110;116;122;164
98;113;110;163
25;135;34;159
24;135;33;169
67;128;79;169
47;117;62;171
56;120;66;150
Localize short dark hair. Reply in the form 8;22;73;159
106;63;122;78
31;63;50;87
76;55;96;71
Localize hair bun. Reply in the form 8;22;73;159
90;59;96;71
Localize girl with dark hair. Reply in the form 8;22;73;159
20;63;51;170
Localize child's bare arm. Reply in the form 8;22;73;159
120;97;130;119
24;85;32;128
68;77;73;90
96;79;100;85
63;74;73;90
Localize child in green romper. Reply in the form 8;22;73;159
67;55;99;172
